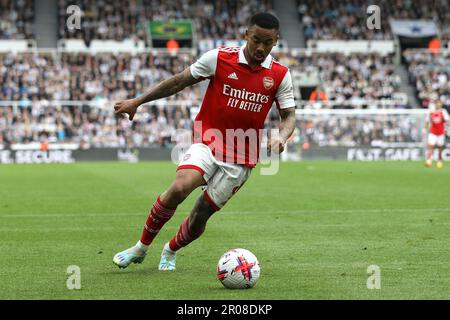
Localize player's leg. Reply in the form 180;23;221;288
436;135;445;168
158;192;217;270
425;145;434;167
113;169;206;269
138;169;206;247
159;163;252;271
437;147;444;168
425;134;435;167
180;192;217;243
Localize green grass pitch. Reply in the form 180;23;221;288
1;161;449;299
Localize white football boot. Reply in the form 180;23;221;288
113;245;146;269
158;243;176;271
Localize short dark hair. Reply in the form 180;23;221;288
248;12;279;30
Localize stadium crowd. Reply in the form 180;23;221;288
2;0;448;150
3;0;448;43
0;103;194;149
298;0;450;41
277;51;405;106
0;50;200;149
403;49;450;109
1;102;425;149
298;115;424;147
0;0;35;39
0;48;437;149
0;51;199;104
1;50;409;111
58;0;274;44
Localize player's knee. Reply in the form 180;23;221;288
168;180;192;202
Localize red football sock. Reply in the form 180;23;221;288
168;217;204;251
140;196;177;246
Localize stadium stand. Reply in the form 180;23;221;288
0;102;193;148
58;0;274;44
277;51;406;108
298;114;423;147
1;46;446;148
0;51;198;102
298;0;450;41
0;51;198;148
0;0;35;39
403;49;450;109
1;0;449;153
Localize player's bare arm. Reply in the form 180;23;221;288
269;107;296;154
114;67;201;120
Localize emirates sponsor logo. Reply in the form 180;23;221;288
263;77;274;90
222;84;270;104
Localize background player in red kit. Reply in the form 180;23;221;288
112;13;296;270
425;100;449;169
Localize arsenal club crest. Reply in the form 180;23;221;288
263;76;274;90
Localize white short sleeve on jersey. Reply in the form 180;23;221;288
429;109;450;123
190;49;219;79
276;70;296;109
443;109;450;121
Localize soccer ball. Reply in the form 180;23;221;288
216;248;260;289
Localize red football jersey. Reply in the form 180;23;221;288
429;109;449;135
190;46;295;167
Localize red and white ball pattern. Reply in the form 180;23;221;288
217;248;260;289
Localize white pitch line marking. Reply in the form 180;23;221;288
1;208;450;218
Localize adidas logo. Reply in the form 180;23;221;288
228;72;238;80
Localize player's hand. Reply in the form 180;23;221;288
268;137;286;154
114;98;140;121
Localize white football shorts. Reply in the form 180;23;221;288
428;133;445;147
177;143;252;210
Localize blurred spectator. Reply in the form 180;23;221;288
166;38;180;55
403;49;450;109
0;0;35;39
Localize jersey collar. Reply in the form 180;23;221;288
238;45;273;69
